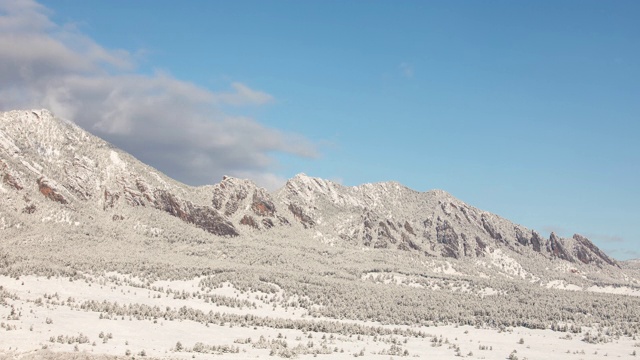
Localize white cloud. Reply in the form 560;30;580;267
214;82;274;106
586;233;624;244
0;0;53;32
0;0;317;188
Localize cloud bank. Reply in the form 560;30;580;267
0;0;316;189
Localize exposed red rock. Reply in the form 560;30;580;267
546;232;572;261
251;198;275;217
37;178;68;204
240;215;259;229
572;234;618;267
3;173;22;190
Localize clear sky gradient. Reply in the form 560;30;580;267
3;1;639;259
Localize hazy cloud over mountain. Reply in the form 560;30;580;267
0;0;316;189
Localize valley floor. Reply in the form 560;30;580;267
1;274;638;360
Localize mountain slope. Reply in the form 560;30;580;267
0;109;239;237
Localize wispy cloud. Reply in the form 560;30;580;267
541;226;625;244
586;233;625;244
0;0;316;188
215;82;274;106
399;62;414;78
603;247;639;261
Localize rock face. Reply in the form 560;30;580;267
547;232;572;261
0;109;620;272
37;177;68;204
572;234;617;267
210;176;289;230
153;190;238;237
271;175;618;267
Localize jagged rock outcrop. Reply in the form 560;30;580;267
572;234;618;267
210;175;288;230
482;214;503;242
288;203;315;228
240;215;259;229
251;192;276;217
530;231;543;253
436;220;460;258
515;227;528;246
154;190;238;237
547;232;573;261
37;177;68;204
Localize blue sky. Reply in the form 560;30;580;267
2;0;639;259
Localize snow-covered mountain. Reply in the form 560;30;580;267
0;110;621;277
272;174;617;268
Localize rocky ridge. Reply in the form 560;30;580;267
0;110;621;277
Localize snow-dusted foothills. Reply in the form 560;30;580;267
1;109;640;359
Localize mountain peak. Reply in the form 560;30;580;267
220;174;259;188
283;173;344;201
288;172;338;188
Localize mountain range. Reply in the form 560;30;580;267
0;109;622;272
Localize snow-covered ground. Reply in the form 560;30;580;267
1;274;638;360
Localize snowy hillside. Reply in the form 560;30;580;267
0;110;621;274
